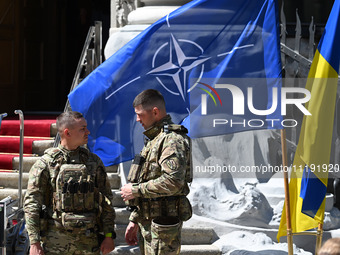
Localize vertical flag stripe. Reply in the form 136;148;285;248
277;0;340;242
317;1;340;72
299;166;327;218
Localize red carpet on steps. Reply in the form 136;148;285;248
0;119;56;137
0;136;49;154
0;116;56;170
0;154;31;170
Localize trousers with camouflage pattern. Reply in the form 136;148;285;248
138;216;182;255
41;222;99;255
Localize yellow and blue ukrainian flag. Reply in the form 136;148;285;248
277;0;340;241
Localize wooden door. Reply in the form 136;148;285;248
0;0;60;114
21;0;59;112
0;0;19;113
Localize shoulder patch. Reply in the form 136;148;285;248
166;159;177;170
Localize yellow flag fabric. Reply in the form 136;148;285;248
277;0;340;241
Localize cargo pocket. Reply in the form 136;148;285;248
178;196;192;221
61;192;73;212
84;191;95;211
151;216;181;255
61;212;97;235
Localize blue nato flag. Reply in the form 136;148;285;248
68;0;282;166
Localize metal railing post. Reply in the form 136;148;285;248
94;21;102;68
14;110;24;208
86;49;95;76
54;22;101;147
0;113;7;130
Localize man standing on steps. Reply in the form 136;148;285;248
121;89;192;255
24;111;116;255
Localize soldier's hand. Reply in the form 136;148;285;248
125;221;139;245
30;242;44;255
120;183;135;201
100;237;115;254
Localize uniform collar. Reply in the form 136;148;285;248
58;143;80;155
58;144;84;164
143;115;173;140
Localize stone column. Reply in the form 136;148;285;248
105;0;190;59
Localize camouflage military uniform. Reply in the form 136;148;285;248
128;115;192;255
24;144;115;255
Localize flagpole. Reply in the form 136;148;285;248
315;223;323;255
281;129;294;255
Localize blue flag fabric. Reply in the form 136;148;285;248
300;166;327;218
68;0;282;166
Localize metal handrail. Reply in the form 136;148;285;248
94;21;102;68
54;21;102;147
14;110;24;209
64;26;96;113
0;111;26;253
0;113;7;130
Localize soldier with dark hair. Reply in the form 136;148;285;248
24;111;116;255
121;89;192;255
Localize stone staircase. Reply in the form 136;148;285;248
0;121;221;254
0;130;56;200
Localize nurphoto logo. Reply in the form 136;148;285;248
189;78;313;136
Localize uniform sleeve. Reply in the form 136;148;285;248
96;162;114;202
100;195;116;234
134;134;188;198
95;158;116;235
23;159;50;244
129;209;142;223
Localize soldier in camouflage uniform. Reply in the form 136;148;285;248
121;89;192;255
24;111;116;255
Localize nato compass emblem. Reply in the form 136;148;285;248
147;33;210;102
105;14;254;113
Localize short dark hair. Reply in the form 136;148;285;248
133;89;166;111
56;111;84;135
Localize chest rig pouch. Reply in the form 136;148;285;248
53;164;100;234
127;154;146;183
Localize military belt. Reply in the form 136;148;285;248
140;196;185;219
48;219;97;236
141;195;183;202
66;227;95;236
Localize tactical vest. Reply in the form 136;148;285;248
127;124;192;221
128;124;192;184
42;147;102;234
